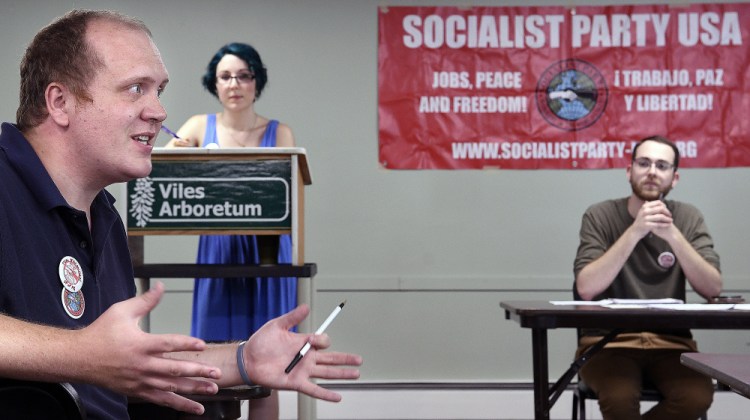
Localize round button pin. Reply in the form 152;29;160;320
657;251;676;268
58;256;83;293
61;288;85;319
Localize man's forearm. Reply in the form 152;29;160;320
668;234;722;299
576;227;642;300
0;314;80;382
168;343;242;388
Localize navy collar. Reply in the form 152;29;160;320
0;122;117;212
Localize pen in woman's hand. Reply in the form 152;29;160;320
160;125;180;139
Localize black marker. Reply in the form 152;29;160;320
285;301;346;374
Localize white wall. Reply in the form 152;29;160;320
1;1;749;415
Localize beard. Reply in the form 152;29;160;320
630;177;672;201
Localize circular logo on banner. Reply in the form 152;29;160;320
657;251;676;268
61;289;85;319
58;256;83;293
536;59;608;131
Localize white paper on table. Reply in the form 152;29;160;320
609;298;684;305
549;298;737;311
549;299;613;306
604;304;650;309
647;303;735;311
602;298;683;309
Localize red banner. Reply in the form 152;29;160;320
378;4;750;169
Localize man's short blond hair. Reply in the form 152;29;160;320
16;10;151;131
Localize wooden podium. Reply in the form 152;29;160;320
126;147;317;419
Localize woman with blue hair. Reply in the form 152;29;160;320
166;42;296;420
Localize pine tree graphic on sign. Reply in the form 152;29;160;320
129;177;155;227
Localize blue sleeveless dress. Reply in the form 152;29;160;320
190;114;297;341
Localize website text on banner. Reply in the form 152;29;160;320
377;4;749;170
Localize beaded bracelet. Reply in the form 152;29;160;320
236;340;254;386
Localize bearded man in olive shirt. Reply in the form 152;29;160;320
574;136;721;420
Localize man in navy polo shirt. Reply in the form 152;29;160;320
0;10;361;419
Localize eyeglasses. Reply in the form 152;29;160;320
633;157;675;172
216;72;255;85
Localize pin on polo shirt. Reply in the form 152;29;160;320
59;256;83;292
58;256;85;318
61;288;85;319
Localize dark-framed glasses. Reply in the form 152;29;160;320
217;72;255;85
633;157;674;172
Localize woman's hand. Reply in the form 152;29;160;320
165;137;199;148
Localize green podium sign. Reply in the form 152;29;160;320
126;148;310;236
126;148;314;419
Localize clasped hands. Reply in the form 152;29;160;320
633;199;676;240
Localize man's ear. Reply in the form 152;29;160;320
671;170;680;188
45;83;71;127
